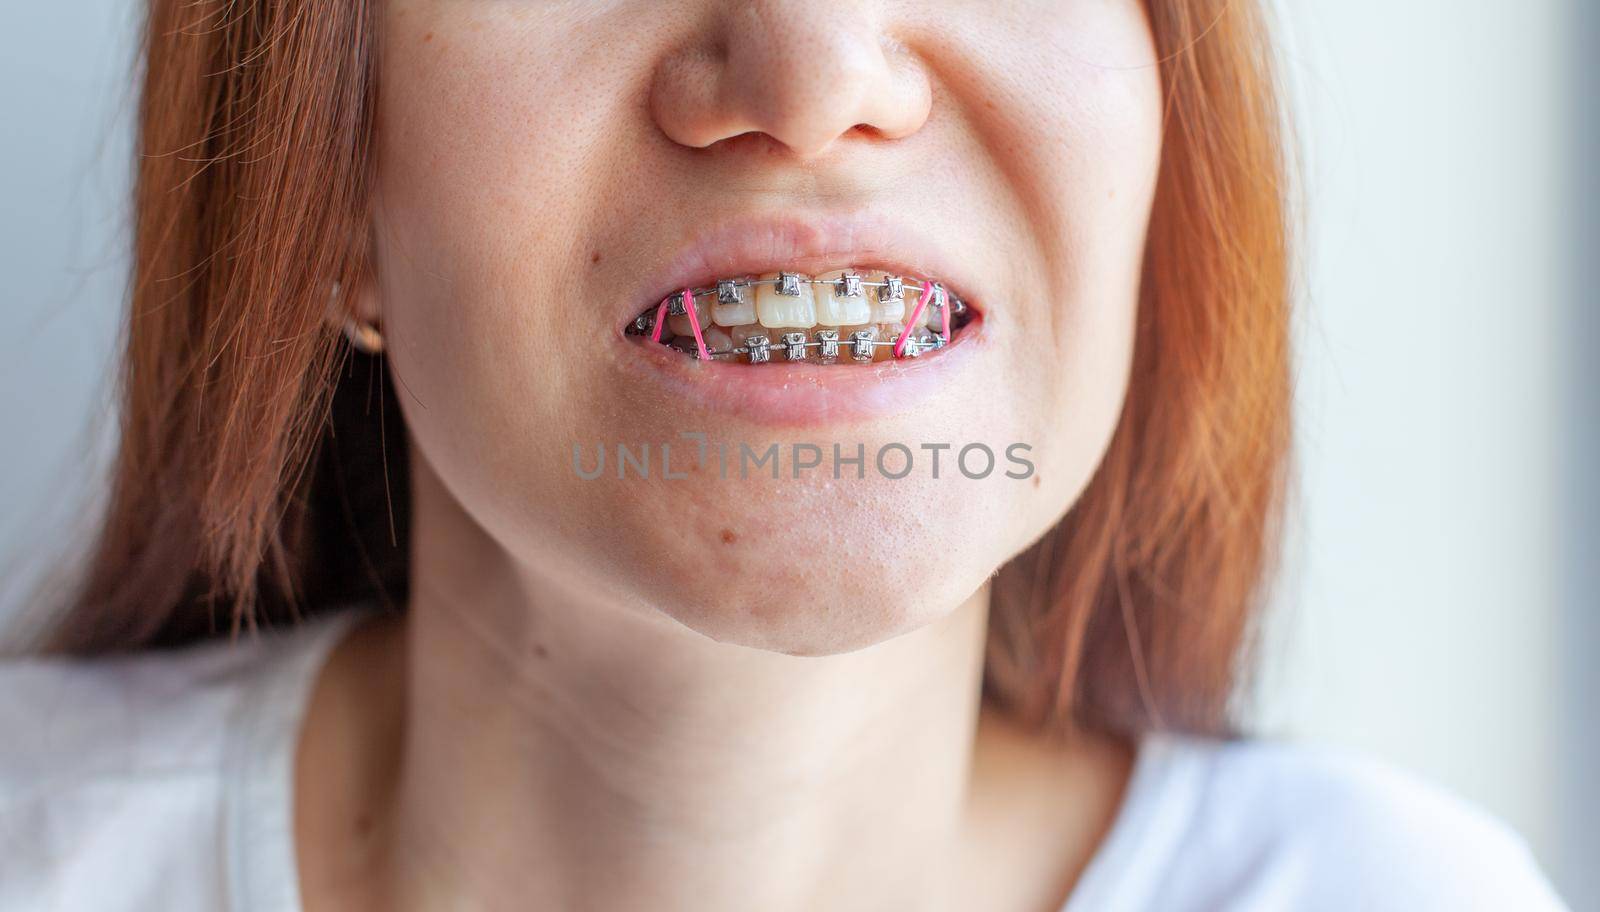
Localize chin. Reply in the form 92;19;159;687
543;453;1025;656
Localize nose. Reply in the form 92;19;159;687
649;0;932;158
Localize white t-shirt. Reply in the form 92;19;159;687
0;609;1569;911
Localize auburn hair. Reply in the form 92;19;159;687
41;0;1294;740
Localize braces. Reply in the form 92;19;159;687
626;272;972;362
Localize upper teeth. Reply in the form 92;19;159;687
695;270;952;330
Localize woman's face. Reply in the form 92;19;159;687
372;0;1162;655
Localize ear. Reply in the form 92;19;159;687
323;228;383;344
339;266;382;326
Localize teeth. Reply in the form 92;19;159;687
737;325;773;364
905;327;936;357
815;329;841;361
866;270;906;323
875;322;904;362
730;324;770;362
701;325;733;357
755;272;817;329
922;286;947;330
781;331;809;361
730;324;766;347
849;328;878;362
668;291;712;337
712;280;756;327
814;269;872;327
632;269;970;363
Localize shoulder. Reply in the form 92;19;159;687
0;613;354;782
0;610;366;912
1071;734;1569;911
1185;737;1551;877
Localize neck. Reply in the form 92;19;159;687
297;453;1130;912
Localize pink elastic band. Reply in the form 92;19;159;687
681;287;711;361
940;287;951;340
650;296;670;344
895;281;937;357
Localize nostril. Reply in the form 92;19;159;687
649;8;931;158
705;131;790;158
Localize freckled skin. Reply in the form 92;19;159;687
370;1;1162;655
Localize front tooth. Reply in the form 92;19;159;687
867;271;906;323
712;279;756;326
668;291;712;337
755;272;816;329
815;269;871;327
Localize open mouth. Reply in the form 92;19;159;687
624;268;977;363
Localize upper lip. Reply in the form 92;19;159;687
620;209;983;330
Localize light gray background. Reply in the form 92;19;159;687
2;2;1594;905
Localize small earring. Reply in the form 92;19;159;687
329;281;385;354
343;317;385;355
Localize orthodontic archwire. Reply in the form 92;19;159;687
628;272;970;362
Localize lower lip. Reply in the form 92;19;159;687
613;319;988;428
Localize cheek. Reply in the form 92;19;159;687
946;2;1162;536
372;4;654;524
374;0;648;365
